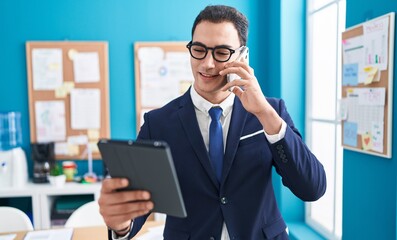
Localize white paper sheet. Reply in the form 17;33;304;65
32;48;63;90
70;89;101;129
0;234;16;240
139;51;193;107
371;121;384;152
24;228;73;240
55;142;69;155
346;89;384;134
73;52;100;83
35;101;66;142
355;87;386;106
67;135;88;145
342;36;365;83
136;224;165;240
363;16;389;70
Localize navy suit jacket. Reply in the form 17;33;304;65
128;89;326;240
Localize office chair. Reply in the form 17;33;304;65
64;201;106;228
0;206;34;233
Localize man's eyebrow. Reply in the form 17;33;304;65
191;41;233;49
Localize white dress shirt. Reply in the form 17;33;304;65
113;86;287;240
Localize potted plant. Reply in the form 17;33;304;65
48;163;66;187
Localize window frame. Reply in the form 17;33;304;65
305;1;345;239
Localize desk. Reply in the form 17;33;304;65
2;221;164;240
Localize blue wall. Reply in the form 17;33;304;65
0;0;262;177
0;0;313;235
343;1;397;239
258;0;307;223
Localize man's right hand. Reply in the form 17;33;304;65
98;178;153;232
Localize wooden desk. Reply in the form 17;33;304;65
1;221;164;240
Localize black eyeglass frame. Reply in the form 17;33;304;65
186;41;244;63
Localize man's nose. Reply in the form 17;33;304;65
201;51;216;68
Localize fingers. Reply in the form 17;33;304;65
222;61;254;75
100;178;152;205
220;66;251;80
101;178;129;193
232;86;244;98
100;199;153;217
221;78;247;92
98;178;154;230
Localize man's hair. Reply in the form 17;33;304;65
191;5;249;46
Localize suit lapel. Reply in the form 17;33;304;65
178;90;220;190
221;98;248;184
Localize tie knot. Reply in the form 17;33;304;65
209;107;223;121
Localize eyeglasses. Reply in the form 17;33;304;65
186;41;243;62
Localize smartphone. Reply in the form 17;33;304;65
227;46;249;86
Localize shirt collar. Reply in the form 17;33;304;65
190;86;235;117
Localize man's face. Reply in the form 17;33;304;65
190;21;241;103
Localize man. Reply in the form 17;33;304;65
99;5;326;240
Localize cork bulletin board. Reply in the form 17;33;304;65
26;41;110;160
341;13;395;158
134;41;194;131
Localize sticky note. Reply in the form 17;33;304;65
87;129;100;140
67;144;80;156
361;132;373;150
55;87;68;98
363;66;380;85
89;141;100;153
63;82;75;93
343;63;358;86
344;122;358;147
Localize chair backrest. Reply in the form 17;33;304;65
64;201;106;228
0;206;34;233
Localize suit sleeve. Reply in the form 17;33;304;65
270;99;327;201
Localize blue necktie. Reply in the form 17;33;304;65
209;107;224;182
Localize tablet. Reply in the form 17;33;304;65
97;139;187;218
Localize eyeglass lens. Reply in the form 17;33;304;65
189;44;234;62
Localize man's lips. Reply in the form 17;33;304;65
199;72;219;79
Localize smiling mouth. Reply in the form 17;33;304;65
200;72;219;78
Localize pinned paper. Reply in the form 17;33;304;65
55;82;75;98
70;89;101;129
68;135;88;145
73;52;100;83
371;122;384;152
87;129;100;140
363;66;380;84
67;144;80;156
343;63;359;86
32;48;63;90
363;16;389;70
64;81;75;93
361;132;373;150
89;141;100;153
343;122;358;147
55;142;69;155
342;36;366;83
35;101;66;142
55;87;68;98
357;88;385;106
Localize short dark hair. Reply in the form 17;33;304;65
191;5;249;46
